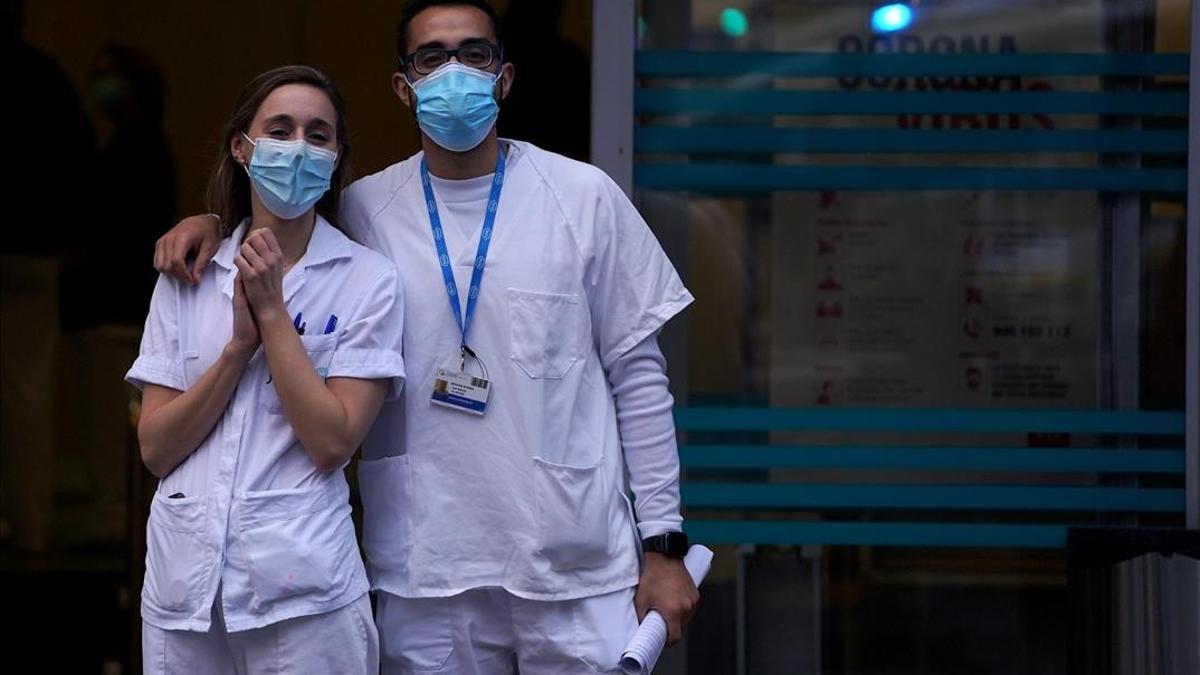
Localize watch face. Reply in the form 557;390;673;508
665;532;689;556
645;532;688;557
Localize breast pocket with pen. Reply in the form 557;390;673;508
262;332;339;414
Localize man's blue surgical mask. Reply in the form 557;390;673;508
242;134;337;220
407;62;500;153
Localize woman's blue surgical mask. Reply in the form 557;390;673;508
242;134;337;220
407;62;500;152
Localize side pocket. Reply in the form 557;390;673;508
143;493;208;613
262;333;338;413
572;586;638;674
357;455;413;575
240;485;356;610
533;456;614;571
378;594;455;672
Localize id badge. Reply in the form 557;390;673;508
431;368;491;415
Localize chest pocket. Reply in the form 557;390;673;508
507;288;587;379
262;333;339;413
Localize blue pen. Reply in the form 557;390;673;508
293;312;306;335
324;314;338;335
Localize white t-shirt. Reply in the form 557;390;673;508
343;141;693;601
427;172;494;241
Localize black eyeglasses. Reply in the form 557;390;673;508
403;43;501;76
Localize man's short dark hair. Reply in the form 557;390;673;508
397;0;502;66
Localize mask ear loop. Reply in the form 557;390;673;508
237;132;256;173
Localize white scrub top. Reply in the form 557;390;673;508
126;216;405;631
342;141;693;601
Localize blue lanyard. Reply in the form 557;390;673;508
420;149;506;350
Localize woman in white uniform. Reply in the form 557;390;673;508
126;65;405;674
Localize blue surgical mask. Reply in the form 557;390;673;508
242;134;337;219
407;62;500;152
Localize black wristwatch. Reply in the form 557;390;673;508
642;531;689;558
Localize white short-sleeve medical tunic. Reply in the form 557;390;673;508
126;216;405;631
343;141;692;601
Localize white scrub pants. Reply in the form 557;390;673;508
377;586;638;675
142;593;378;675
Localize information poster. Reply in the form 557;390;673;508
768;0;1103;409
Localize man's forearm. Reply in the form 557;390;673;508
609;333;684;538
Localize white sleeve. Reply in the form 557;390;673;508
125;274;185;391
587;177;693;368
609;331;683;539
326;266;407;399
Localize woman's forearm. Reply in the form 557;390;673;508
137;345;253;478
255;307;371;471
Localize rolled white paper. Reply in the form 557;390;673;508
619;545;714;675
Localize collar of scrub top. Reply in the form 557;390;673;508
213;215;352;303
411;141;521;268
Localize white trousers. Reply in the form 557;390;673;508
142;593;378;675
377;586;638;675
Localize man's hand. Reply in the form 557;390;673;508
634;552;699;647
154;214;222;284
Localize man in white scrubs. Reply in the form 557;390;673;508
155;1;699;671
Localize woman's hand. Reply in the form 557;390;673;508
234;228;287;323
229;278;260;356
